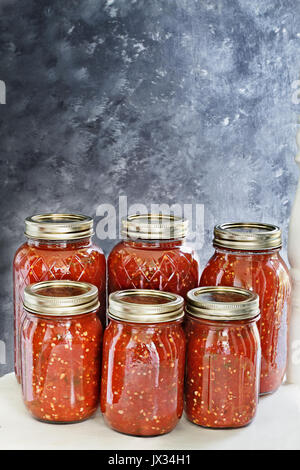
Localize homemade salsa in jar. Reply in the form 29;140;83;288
185;286;261;428
14;213;106;382
21;280;102;424
101;289;186;436
200;223;291;395
108;214;199;298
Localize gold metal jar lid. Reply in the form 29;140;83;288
213;222;282;251
23;280;100;316
186;286;259;321
108;289;184;323
25;213;94;240
121;214;188;240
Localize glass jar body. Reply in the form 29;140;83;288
200;247;291;395
21;310;102;423
100;318;186;436
185;315;261;428
13;237;106;381
108;239;199;297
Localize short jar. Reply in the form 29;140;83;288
101;289;186;436
21;280;103;424
200;222;291;395
108;214;199;297
185;286;261;429
13;213;106;382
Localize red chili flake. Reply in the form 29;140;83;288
21;310;102;423
200;247;291;394
13;238;106;382
185;316;260;428
100;318;186;436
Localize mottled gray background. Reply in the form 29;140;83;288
0;0;299;376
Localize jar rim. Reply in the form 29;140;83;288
213;222;282;251
25;213;94;240
23;280;100;316
121;214;188;240
108;289;184;323
186;286;260;321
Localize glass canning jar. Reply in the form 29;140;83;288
101;289;186;436
13;213;106;382
200;222;291;395
108;214;200;298
185;286;261;428
21;280;103;424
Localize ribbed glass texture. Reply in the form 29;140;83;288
200;248;291;395
101;318;185;436
185;316;261;428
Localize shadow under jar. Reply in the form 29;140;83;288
185;286;261;429
200;223;291;395
101;289;186;436
21;280;103;424
13;213;106;383
108;214;200;297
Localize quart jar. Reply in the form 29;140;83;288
13;213;106;382
101;289;186;436
108;214;200;297
200;223;291;395
21;280;103;424
185;286;261;428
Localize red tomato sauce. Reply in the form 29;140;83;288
122;294;170;304
14;238;106;381
21;310;102;423
37;286;86;297
185;316;260;428
200;248;291;394
101;319;186;436
108;240;199;297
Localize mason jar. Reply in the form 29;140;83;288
13;213;106;382
200;222;291;395
108;214;200;298
101;289;186;436
185;286;261;428
21;280;102;424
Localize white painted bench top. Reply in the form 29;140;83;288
0;373;299;450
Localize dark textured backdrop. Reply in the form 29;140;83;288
0;0;299;376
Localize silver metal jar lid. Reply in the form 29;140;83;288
121;214;188;240
213;222;282;251
25;213;94;240
24;280;100;316
186;286;259;321
108;289;184;323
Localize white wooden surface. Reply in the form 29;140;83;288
0;373;300;450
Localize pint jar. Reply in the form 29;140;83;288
13;213;106;382
21;280;102;424
185;286;261;428
200;223;291;395
101;289;186;436
108;214;200;297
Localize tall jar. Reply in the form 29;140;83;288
185;286;261;428
101;289;186;436
21;280;103;424
13;213;106;382
108;214;200;297
200;223;291;395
